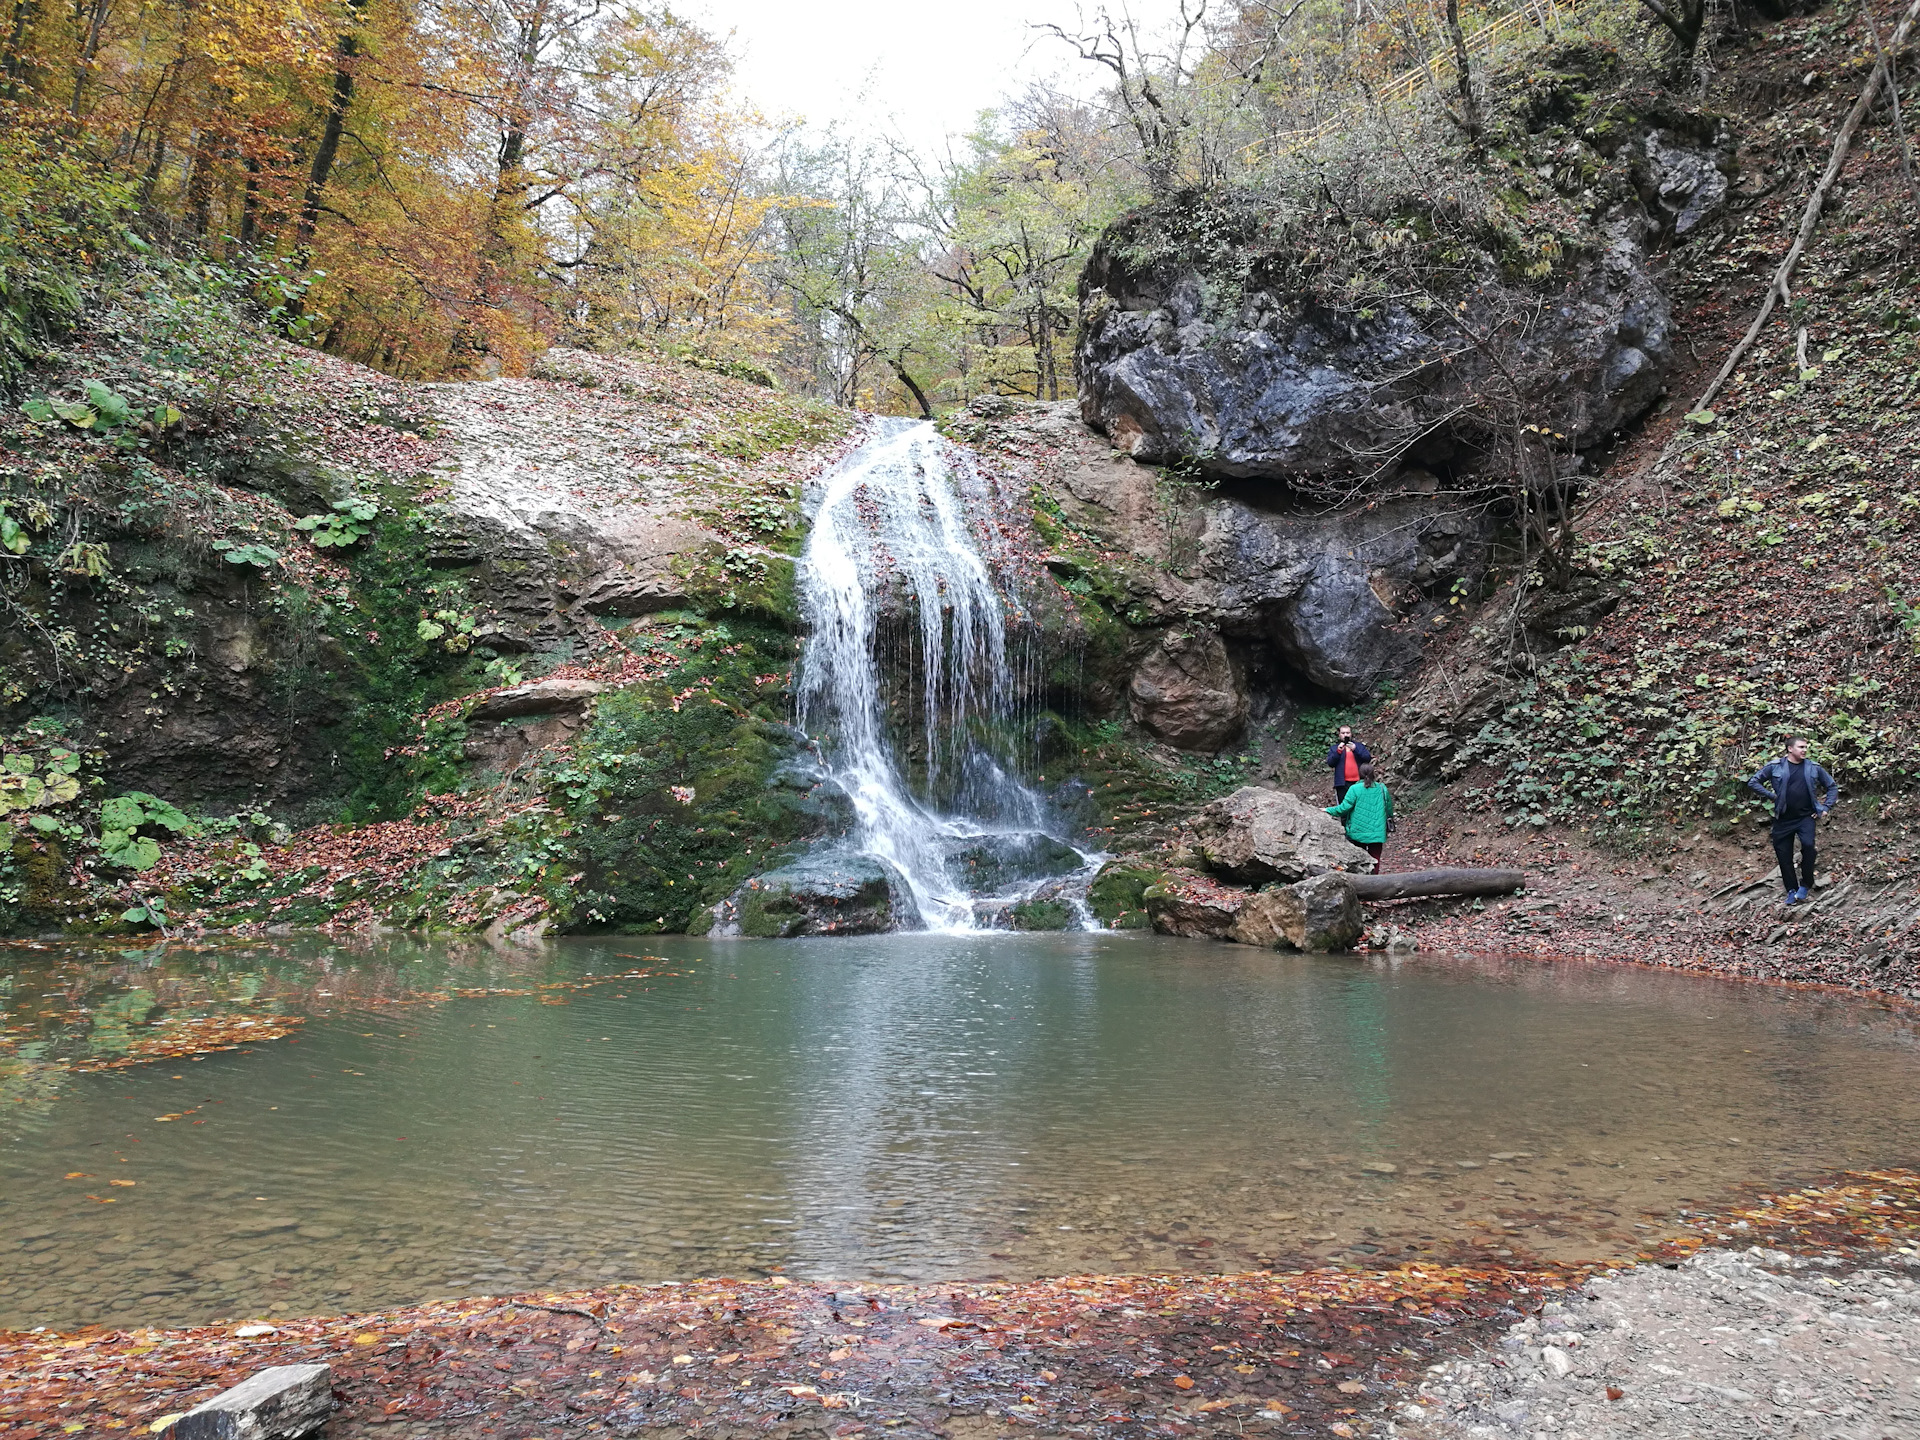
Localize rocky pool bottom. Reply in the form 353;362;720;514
4;932;1920;1339
1;1171;1915;1440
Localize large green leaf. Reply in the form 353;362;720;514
99;794;145;831
82;379;131;428
99;830;162;870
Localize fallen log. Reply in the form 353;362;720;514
1350;867;1525;901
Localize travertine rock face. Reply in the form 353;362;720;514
1191;786;1373;885
1128;628;1247;751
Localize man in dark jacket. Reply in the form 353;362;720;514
1747;738;1838;905
1327;726;1372;803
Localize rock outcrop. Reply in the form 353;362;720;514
1128;628;1247;750
1189;786;1374;884
1032;423;1492;703
710;854;919;938
1071;47;1733;508
1077;195;1673;483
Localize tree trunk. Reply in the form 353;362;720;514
2;0;38;99
68;0;110;120
296;1;363;253
889;354;933;418
1349;868;1526;900
1444;0;1481;143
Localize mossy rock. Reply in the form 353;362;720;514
1007;897;1073;931
729;854;909;937
561;618;828;932
1088;861;1164;929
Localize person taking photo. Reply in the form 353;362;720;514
1327;725;1372;803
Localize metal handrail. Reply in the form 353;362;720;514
1243;0;1583;160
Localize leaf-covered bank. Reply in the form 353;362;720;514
1;1171;1914;1440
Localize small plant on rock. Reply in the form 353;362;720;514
294;497;379;548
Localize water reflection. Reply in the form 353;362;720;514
1;932;1916;1330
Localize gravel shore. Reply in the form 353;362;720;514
1394;1246;1920;1440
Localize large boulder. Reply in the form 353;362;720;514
1190;786;1373;884
1077;195;1671;484
1227;887;1290;947
1277;874;1364;952
710;854;918;937
1128;627;1247;750
1229;875;1362;952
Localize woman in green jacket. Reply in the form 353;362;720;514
1325;762;1393;869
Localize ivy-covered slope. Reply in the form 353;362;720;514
1387;3;1920;838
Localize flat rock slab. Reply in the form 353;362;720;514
174;1363;331;1439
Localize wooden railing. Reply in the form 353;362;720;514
1244;0;1589;161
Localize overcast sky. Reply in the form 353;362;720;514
689;0;1143;153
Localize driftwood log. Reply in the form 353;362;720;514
1349;868;1526;901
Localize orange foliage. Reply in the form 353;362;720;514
0;0;792;376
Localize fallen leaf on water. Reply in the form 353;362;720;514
110;1178;136;1187
84;1194;116;1203
1172;1375;1195;1389
64;1171;88;1179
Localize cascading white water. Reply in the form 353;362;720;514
795;419;1083;932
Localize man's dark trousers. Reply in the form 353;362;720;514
1772;815;1816;895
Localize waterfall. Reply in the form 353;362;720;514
795;419;1090;932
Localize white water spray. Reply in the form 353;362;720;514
795;420;1090;932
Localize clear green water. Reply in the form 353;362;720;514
3;932;1917;1331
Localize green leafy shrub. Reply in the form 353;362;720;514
0;112;131;388
97;792;197;871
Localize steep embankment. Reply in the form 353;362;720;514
1366;4;1920;992
974;5;1920;994
0;288;864;936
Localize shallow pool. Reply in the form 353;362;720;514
3;932;1916;1330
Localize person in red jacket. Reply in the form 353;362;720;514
1327;725;1372;803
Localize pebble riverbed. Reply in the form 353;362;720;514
1396;1246;1920;1439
